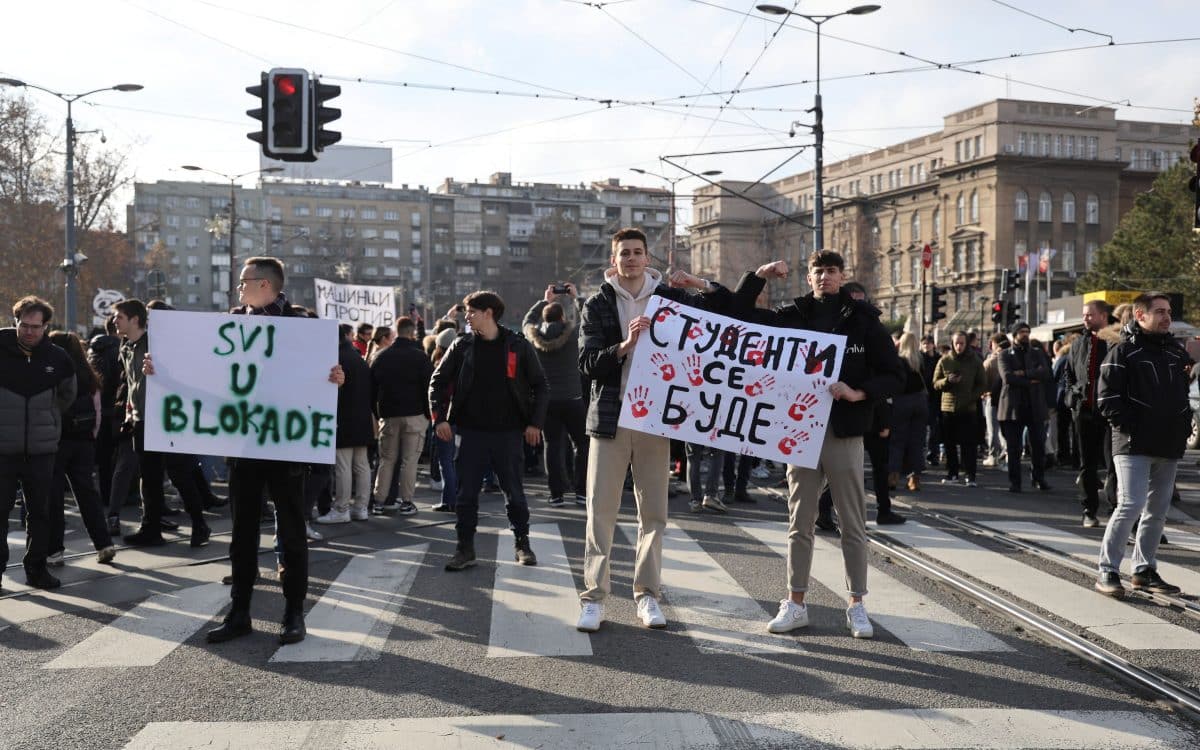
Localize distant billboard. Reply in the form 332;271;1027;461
260;145;393;183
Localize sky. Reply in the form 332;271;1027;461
4;0;1199;227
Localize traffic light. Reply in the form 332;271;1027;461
268;68;309;156
929;285;947;324
311;78;342;153
1004;268;1020;292
1189;140;1200;232
991;301;1004;326
1006;301;1022;328
246;72;267;150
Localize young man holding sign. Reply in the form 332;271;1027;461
576;227;728;632
735;253;904;639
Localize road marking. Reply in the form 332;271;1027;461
984;520;1200;597
124;709;1193;749
487;523;592;658
43;582;230;669
270;544;429;663
617;522;802;655
738;521;1014;652
879;521;1200;650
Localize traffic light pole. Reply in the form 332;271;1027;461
920;270;926;332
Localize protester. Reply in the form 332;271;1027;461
429;291;549;572
981;333;1009;467
889;332;928;493
88;315;123;521
1094;293;1192;598
686;443;727;514
733;254;904;639
317;325;374;524
576;227;729;632
370;316;432;517
366;324;394;364
0;296;76;590
920;335;942;466
998;321;1052;493
46;331;116;566
428;327;458;511
1063;301;1119;527
933;331;988;486
352;323;374;357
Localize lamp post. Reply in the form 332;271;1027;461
629;168;722;270
0;78;142;331
181;165;284;308
754;4;880;252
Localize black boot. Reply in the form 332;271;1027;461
279;603;306;645
515;535;538;566
445;543;477;571
206;606;252;643
190;522;211;548
26;568;61;590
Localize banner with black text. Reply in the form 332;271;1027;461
313;278;396;327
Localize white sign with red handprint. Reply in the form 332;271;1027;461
617;295;845;468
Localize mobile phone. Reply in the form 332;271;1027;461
552;283;569;294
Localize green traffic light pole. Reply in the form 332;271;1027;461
0;78;142;332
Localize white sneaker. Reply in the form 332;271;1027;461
429;478;444;491
846;602;874;638
701;494;729;514
576;600;605;632
751;465;770;480
305;523;323;541
97;546;117;564
47;551;65;567
981;456;997;467
350;508;370;521
767;599;809;633
315;508;351;524
636;595;667;628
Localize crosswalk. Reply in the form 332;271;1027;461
9;514;1200;673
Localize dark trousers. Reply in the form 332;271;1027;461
95;416;116;511
943;411;979;481
926;395;943;461
454;428;530;547
304;464;333;519
108;433;139;517
723;452;751;494
229;458;307;608
0;453;55;576
889;392;928;475
1075;408;1112;515
133;423;206;534
544;399;588;499
49;439;113;553
1002;418;1046;488
1057;407;1078;466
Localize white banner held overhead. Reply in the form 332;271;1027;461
617;296;846;469
313;278;396;327
144;310;339;464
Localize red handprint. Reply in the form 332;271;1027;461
746;347;764;366
687;325;704;341
685;354;704;386
629;386;652;419
745;375;776;397
720;324;746;346
650;352;676;382
777;430;811;456
788;392;819;422
654;302;681;323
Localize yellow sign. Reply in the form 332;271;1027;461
1083;290;1139;306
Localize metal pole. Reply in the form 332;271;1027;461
668;179;676;270
228;180;237;310
812;22;824;251
64;100;78;331
920;270;926;333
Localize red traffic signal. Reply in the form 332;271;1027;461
275;75;298;97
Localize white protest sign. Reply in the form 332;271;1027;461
617;295;846;469
144;310;339;464
313;278;396;327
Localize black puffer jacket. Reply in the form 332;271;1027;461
370;338;433;419
731;275;905;438
336;337;374;448
523;298;582;402
88;333;122;419
0;329;77;456
1097;322;1194;459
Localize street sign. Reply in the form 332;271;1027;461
921;243;932;269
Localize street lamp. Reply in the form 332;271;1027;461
754;4;880;252
0;78;142;331
181;165;284;308
630;167;722;270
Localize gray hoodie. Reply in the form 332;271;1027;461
523;297;582;401
605;267;662;391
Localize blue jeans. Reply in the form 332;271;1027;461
1098;454;1177;575
686;444;722;501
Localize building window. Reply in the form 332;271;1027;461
969;241;981;272
1041;133;1051;156
970;190;979;223
317;206;333;217
954;243;966;273
1087;137;1098;159
890;215;900;245
293;204;310;217
1062;193;1075;223
956;194;965;225
1038;191;1052;222
890;258;901;285
1085;194;1100;224
911;255;920;284
910;212;921;242
360;207;378;220
1017;132;1027;154
383;248;400;259
974;135;982;158
1066;135;1075;159
339;208;355;219
363;247;378;257
1014;190;1029;221
954;141;962;163
383;210;400;221
1061;240;1075;272
1053;135;1062;158
1086;241;1098;269
1014;239;1027;267
932;207;941;240
411;212;421;226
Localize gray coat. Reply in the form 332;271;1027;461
523;298;582;402
997;343;1051;423
0;329;76;456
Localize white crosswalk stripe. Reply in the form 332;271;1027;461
617;522;803;655
487;524;592;658
879;520;1200;650
270;544;429;663
43;581;230;669
738;521;1014;652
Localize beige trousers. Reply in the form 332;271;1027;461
334;446;370;513
373;415;429;503
785;434;869;597
580;427;669;602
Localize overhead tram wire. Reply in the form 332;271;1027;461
986;0;1114;43
121;0;275;65
661;152;815;230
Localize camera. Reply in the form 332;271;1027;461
552;283;570;295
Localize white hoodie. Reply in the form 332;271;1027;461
605;267;662;390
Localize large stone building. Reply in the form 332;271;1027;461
689;98;1199;330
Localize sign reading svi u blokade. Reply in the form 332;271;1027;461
618;295;846;469
144;310;339;464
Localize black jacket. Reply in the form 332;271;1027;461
523;299;583;402
997;343;1051;423
336;338;374;448
1097;322;1194;459
88;333;122;419
370;338;433;419
429;326;550;430
731;274;905;438
0;329;76;456
579;281;731;439
1061;328;1115;412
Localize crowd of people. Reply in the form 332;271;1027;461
1;227;1194;645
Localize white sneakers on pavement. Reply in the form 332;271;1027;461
315;508;351;524
701;494;729;514
576;601;605;632
636;595;667;628
767;599;809;633
350;508;370;521
846;602;874;638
